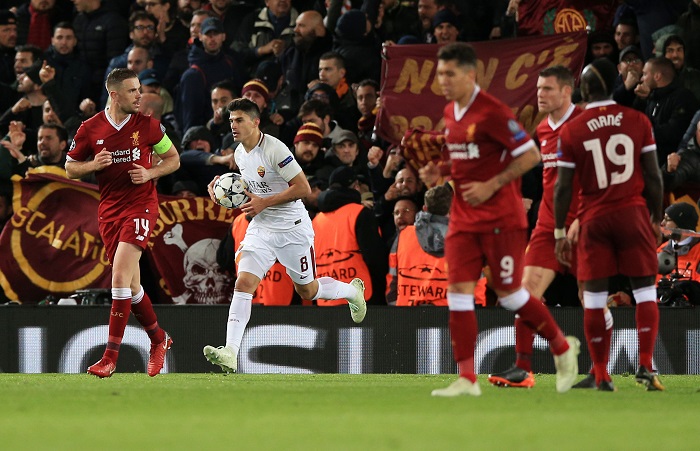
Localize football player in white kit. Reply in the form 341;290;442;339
203;98;367;373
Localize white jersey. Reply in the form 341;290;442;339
234;132;310;232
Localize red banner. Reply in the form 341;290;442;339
0;170;237;304
0;169;111;304
148;195;236;304
376;32;588;144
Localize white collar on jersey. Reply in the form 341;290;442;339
585;99;616;110
547;103;576;131
104;107;132;131
453;85;481;122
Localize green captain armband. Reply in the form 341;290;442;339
153;133;173;155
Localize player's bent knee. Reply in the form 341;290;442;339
293;280;317;300
235;271;261;294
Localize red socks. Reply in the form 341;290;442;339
103;298;131;363
516;296;569;355
449;310;478;383
514;316;534;372
131;291;165;344
584;308;611;383
636;302;659;369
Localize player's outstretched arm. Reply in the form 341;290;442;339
65;149;113;179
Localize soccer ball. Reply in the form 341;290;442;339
213;172;249;209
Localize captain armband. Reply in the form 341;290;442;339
153;133;173;155
554;228;566;240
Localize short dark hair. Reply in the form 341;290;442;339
437;42;477;69
211;80;238;96
105;68;138;91
648;56;676;81
616;16;638;34
52;21;74;35
356;79;379;91
663;34;685;54
424;184;452;216
298;99;332;120
129;11;157;29
539;65;575;89
39;123;68;144
15;45;43;64
320;51;345;69
226;97;261;120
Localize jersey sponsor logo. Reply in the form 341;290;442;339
278;155;293;168
257;166;265;178
131;131;140;147
447;142;480;159
96;139;104;145
112;147;141;164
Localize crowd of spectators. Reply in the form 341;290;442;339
2;0;700;305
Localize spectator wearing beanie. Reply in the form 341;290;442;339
432;9;461;44
657;202;700;292
241;78;281;137
0;10;17;85
293;122;326;176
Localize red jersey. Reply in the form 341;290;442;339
68;111;165;222
535;104;582;230
557;100;656;223
443;86;535;232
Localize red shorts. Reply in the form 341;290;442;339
445;228;527;291
577;205;657;281
525;224;578;278
99;211;158;264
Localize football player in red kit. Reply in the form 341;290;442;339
554;58;665;391
420;43;579;397
66;68;180;378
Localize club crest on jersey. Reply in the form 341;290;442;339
278;155;293;168
465;123;476;142
131;131;140;147
508;119;526;141
257;166;265;178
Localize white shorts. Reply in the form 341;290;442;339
237;217;316;285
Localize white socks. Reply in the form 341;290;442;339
225;290;253;351
312;276;357;301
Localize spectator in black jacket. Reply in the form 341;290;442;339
280;10;332;112
43;22;92;118
14;0;73;49
72;0;129;103
613;45;644;107
0;10;17;85
176;17;245;132
634;56;700;165
663;111;700;191
316;165;387;305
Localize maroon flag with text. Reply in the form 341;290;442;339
0;169;111;304
376;31;588;145
0;170;238;305
147;195;238;304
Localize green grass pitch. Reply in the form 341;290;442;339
2;373;700;450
